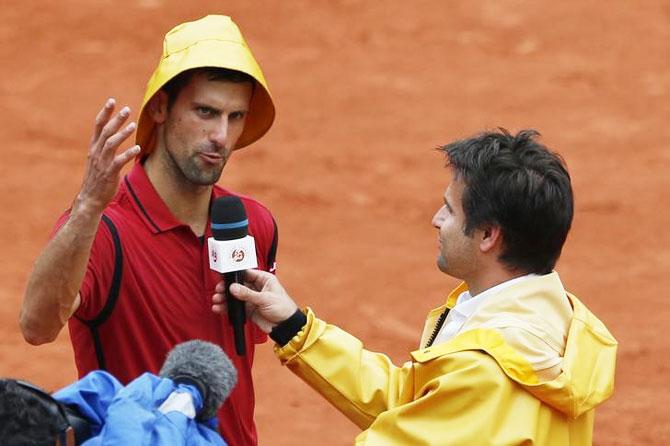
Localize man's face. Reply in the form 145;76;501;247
431;176;479;279
158;72;253;186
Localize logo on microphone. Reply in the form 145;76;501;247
232;249;245;263
211;251;218;263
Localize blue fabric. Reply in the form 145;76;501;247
53;371;226;446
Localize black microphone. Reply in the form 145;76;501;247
159;340;238;420
208;196;258;356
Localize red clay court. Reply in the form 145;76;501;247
1;2;668;444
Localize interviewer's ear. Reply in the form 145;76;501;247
479;225;502;253
147;91;168;124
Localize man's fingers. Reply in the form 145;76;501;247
112;145;141;170
102;122;136;156
216;269;274;293
212;292;224;304
91;106;131;155
92;98;116;143
229;283;263;304
241;268;263;284
242;268;275;290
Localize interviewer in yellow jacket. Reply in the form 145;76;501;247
214;128;617;445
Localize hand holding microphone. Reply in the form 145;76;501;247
208;197;300;341
214;269;298;335
208;196;258;356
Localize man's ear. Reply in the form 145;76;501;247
479;225;502;253
147;90;168;124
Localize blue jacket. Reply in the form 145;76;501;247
53;371;226;446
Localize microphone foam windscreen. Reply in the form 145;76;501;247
159;340;238;420
211;196;248;240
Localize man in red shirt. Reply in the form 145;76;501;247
20;15;277;445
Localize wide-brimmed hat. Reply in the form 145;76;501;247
135;15;275;157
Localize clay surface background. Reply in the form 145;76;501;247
1;1;668;444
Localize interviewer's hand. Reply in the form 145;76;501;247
212;269;298;334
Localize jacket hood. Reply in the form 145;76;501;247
520;292;618;417
422;273;617;418
135;15;275;158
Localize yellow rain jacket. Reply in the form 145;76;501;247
275;272;617;445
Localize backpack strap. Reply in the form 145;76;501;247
74;214;123;371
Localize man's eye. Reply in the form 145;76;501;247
230;111;246;121
197;107;215;117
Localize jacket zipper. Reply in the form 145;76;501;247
424;308;450;348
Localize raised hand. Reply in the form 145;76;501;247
76;98;140;213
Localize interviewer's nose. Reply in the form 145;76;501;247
432;206;445;228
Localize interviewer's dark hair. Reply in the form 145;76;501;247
439;128;573;274
0;379;63;445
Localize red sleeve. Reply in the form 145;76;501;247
51;211;116;321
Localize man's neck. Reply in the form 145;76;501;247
143;157;212;237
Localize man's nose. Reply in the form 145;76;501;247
209;118;229;148
431;207;445;228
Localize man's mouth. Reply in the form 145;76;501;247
199;152;224;164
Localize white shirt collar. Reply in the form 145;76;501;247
432;273;538;346
454;273;538;317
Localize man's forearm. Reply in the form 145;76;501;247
20;200;103;344
274;309;413;430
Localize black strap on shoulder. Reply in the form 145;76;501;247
94;215;124;325
266;217;279;270
77;214;123;371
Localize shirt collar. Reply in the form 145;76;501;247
124;161;186;234
451;273;539;318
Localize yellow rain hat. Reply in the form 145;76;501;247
136;15;275;157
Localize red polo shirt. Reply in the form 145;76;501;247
60;162;278;445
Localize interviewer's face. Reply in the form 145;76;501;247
431;177;478;280
155;73;252;186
